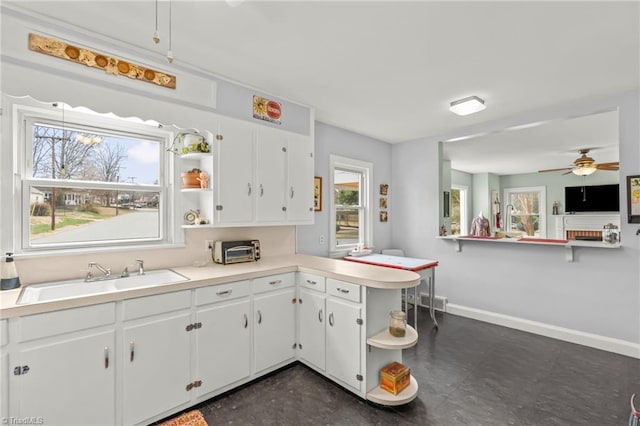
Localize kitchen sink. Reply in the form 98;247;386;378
18;269;189;304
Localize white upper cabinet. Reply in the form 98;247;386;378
213;116;314;227
215;118;255;224
255;126;288;223
286;133;314;223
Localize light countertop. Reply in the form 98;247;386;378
0;254;421;319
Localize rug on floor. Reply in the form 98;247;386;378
158;409;208;426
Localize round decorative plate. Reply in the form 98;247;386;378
117;61;130;73
183;210;198;225
64;45;80;60
144;69;156;80
95;55;108;68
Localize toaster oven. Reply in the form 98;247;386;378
213;240;261;265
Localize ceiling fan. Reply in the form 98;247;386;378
538;149;619;176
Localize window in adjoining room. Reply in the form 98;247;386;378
451;185;468;236
503;186;547;238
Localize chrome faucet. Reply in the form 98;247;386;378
86;262;111;281
136;259;145;275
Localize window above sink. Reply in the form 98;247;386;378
4;95;180;254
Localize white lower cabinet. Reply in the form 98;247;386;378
297;272;326;371
195;295;251;396
326;296;363;392
4;271;416;425
121;291;192;426
298;287;326;371
253;286;297;373
9;304;116;426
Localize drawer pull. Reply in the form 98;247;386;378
257;310;262;324
130;341;135;362
318;308;323;323
337;287;350;294
306;279;317;285
216;289;232;297
269;280;282;285
104;347;110;369
328;312;334;327
243;313;248;329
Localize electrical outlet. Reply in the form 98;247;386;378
204;240;214;251
319;235;325;244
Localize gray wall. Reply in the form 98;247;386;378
392;91;640;349
296;122;392;256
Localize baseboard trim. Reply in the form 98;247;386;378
446;303;640;359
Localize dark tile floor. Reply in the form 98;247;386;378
195;308;639;425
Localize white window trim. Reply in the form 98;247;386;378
503;185;547;238
8;99;178;255
451;184;469;236
329;154;373;257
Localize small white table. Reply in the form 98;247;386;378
343;254;439;330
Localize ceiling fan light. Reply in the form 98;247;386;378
572;166;597;176
449;96;486;116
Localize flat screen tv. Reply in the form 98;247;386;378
564;184;620;213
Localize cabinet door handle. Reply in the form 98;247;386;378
216;289;232;297
260;184;264;197
247;183;252;196
318;308;323;323
337;287;350;294
306;279;317;285
130;341;135;362
104;347;110;369
243;313;248;329
328;312;334;327
269;279;282;285
257;310;262;324
290;186;294;199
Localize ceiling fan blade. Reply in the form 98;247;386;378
539;167;573;173
562;170;574;175
595;163;619;170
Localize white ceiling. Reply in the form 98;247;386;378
11;1;640;174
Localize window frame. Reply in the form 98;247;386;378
329;155;373;257
503;185;547;238
451;184;469;236
14;102;177;254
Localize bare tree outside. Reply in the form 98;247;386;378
511;192;539;236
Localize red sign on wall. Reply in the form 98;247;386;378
253;96;282;124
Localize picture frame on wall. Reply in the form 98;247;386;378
627;175;640;223
314;176;322;211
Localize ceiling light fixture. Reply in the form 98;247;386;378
572;166;597;176
152;0;160;44
449;96;486;116
166;0;174;63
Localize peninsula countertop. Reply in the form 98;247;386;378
0;254;421;319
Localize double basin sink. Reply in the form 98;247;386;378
18;269;189;305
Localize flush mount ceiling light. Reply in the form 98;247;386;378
449;96;486;116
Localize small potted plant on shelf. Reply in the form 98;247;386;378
167;131;210;155
181;168;202;188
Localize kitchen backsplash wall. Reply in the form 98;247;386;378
14;226;296;285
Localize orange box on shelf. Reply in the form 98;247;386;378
379;361;411;395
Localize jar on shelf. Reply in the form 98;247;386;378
602;223;619;244
388;310;407;337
